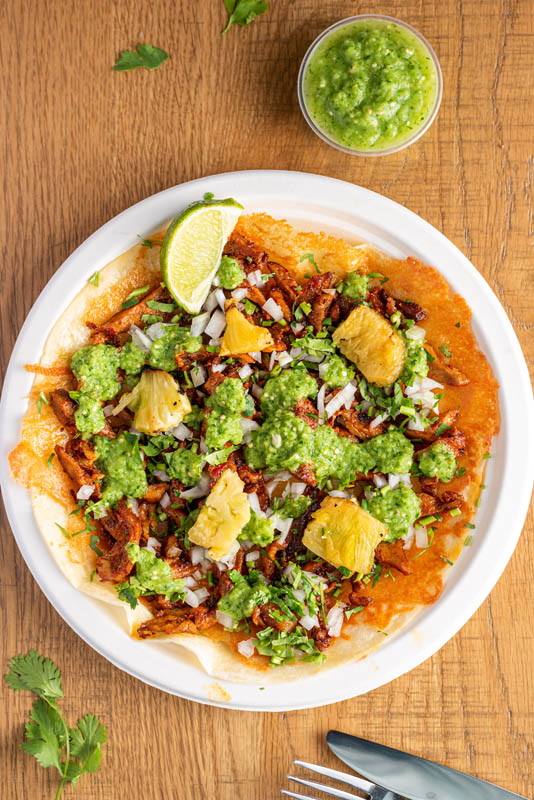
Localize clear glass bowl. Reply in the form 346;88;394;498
297;14;443;156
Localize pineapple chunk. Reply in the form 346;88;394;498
220;304;274;356
112;369;191;434
188;469;251;560
333;305;406;386
302;496;386;575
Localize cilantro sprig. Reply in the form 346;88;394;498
113;43;169;72
4;651;107;798
222;0;269;34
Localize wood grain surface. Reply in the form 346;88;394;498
1;1;533;797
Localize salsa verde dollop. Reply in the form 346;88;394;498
302;17;439;153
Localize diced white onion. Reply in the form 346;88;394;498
251;383;263;399
249;352;263;366
316;383;327;423
128;325;152;353
145;322;167;341
248;492;264;517
407;413;426;432
212;275;220;287
420;377;443;391
325;384;355;418
253;269;264;285
373;474;388;488
153;469;170;482
237;638;256;658
238;363;253;380
76;484;94;500
194;588;210;603
180;475;211;499
184;589;200;608
167;542;181;558
184;576;198;588
289;482;307;496
143;537;159;555
263;297;284;322
231;288;248;301
415;526;429;549
102;405;114;417
204;309;226;339
293;588;306;603
370;412;388;429
271;433;282;448
388;473;400;490
215;289;227;311
329;489;350;499
241;417;260;434
218;540;240;568
277;351;293;367
268;351;277;371
192;365;207;387
302;354;325;364
397;473;412;487
211;363;226;374
92;506;107;519
299;614;319;631
405;325;426;341
245;550;261;563
203;291;218;313
190;312;211;337
289;346;303;359
170;422;193;441
275;518;293;544
129;427;142;437
199;438;208;453
402;525;415;550
291;323;304;334
191;546;206;566
160;492;171;509
127;498;139;516
326;606;344;638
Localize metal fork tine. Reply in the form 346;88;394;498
293;760;374;795
287;775;364;800
280;791;316;800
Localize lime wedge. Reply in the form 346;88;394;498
160;196;243;314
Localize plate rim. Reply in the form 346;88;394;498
1;169;533;711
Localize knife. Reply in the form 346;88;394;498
326;730;530;800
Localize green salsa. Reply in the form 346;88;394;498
71;344;120;401
302;18;439;152
217;255;245;290
419;441;456;482
367;485;421;540
149;326;202;372
166;447;204;486
74;395;106;437
117;543;185;608
94;433;148;507
217;574;270;626
239;510;275;547
337;271;369;301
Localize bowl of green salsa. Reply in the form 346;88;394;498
298;15;442;155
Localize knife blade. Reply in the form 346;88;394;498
326;730;530;800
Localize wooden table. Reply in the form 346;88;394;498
1;1;533;797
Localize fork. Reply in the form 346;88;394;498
281;760;405;800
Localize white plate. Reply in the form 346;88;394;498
1;171;533;711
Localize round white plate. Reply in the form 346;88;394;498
1;171;532;711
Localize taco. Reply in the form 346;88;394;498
9;205;499;683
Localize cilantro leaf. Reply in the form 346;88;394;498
69;714;107;775
222;0;269;34
5;651;107;798
5;650;63;702
113;43;169;72
21;699;65;770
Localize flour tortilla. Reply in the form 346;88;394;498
11;215;495;684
